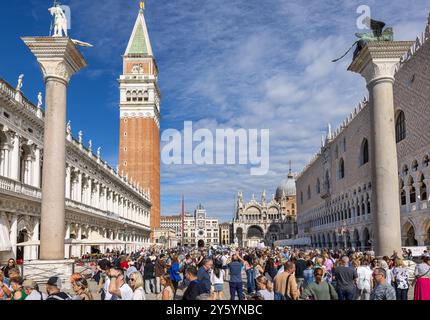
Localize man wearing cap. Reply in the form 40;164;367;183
46;277;72;300
23;279;46;300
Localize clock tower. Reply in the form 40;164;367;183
119;3;161;240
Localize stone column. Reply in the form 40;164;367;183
31;219;40;260
348;41;413;257
65;165;71;199
77;172;83;203
34;147;41;188
65;223;71;259
10;133;20;181
22;37;87;260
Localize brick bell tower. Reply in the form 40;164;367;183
119;2;160;241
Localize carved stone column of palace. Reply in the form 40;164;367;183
21;37;87;263
348;41;413;256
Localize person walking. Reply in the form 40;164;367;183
370;268;396;300
414;256;430;300
301;268;338;300
169;255;182;298
356;260;373;300
197;258;213;294
143;258;156;294
392;258;409;300
303;260;315;289
183;266;205;301
154;254;166;295
211;262;225;300
274;262;299;300
295;252;307;291
228;252;245;301
332;256;357;300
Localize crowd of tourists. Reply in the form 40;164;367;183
1;246;429;301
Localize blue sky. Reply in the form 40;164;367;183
0;0;428;222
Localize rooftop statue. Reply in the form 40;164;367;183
332;17;394;63
16;74;24;91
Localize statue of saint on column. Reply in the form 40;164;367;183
49;1;68;37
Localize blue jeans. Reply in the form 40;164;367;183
337;289;354;301
246;269;255;294
229;282;244;301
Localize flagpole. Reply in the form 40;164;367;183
182;193;185;246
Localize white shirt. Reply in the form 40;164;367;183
221;255;228;266
357;266;373;290
258;289;274;301
132;287;146;300
210;269;225;284
25;290;47;300
116;283;134;300
104;277;112;301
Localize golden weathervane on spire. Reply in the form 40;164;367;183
140;1;145;10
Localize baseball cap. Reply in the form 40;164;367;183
47;276;62;289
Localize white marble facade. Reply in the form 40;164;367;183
0;78;151;262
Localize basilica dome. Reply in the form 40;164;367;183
275;171;296;200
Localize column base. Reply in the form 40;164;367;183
21;259;75;290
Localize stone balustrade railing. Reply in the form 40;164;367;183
0;78;42;119
0;176;42;199
0;78;16;101
0;175;150;230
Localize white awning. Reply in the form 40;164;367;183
0;214;12;252
274;237;312;247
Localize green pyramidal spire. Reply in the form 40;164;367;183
125;7;153;56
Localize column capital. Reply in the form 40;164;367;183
21;37;87;84
348;41;414;85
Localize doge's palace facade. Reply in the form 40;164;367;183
0;77;151;263
296;15;430;251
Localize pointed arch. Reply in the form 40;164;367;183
360;138;369;166
395;110;406;143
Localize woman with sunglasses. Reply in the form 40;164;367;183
2;259;16;279
129;271;146;300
